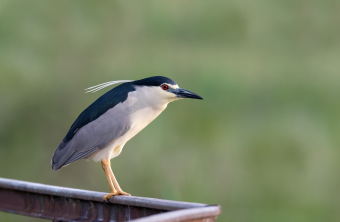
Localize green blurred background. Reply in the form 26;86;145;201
0;0;339;221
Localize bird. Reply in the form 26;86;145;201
51;76;203;200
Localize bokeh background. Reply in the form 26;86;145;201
0;1;339;221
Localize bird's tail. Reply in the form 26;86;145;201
51;140;98;171
51;140;74;171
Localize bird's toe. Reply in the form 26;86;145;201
103;193;115;202
103;190;131;202
117;190;131;196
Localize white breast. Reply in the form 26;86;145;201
88;86;169;161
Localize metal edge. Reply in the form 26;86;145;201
0;178;208;211
130;205;222;222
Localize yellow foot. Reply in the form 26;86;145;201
103;190;131;201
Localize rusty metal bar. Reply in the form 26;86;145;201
0;178;221;221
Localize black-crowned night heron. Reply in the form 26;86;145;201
51;76;203;200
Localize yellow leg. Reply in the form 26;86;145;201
101;160;117;194
101;159;131;201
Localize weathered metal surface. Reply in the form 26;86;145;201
0;178;221;222
131;206;221;222
0;188;166;221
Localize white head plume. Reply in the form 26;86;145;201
85;80;133;93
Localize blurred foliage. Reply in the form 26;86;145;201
0;0;340;221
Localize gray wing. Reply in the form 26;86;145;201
51;104;131;170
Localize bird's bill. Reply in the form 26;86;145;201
173;88;203;100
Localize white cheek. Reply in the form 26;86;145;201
139;86;175;103
130;85;179;108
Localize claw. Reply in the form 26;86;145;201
103;190;131;201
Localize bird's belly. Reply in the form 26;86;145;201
89;105;167;162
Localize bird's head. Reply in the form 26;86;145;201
132;76;203;103
85;76;203;106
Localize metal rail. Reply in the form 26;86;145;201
0;178;221;222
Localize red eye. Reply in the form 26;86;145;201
161;84;168;90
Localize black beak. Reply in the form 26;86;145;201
173;88;203;100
